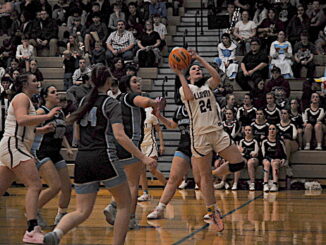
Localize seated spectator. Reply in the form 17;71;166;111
15;37;34;72
125;62;138;76
72;58;92;85
238;125;260;191
10;12;34;46
67;35;84;60
70;17;87;43
8;11;20;43
253;1;268;26
0;1;14;35
39;0;52;17
149;0;167;24
153;14;167;50
85;3;105;27
270;31;293;78
29;59;43;82
251;109;269;142
290;98;303;148
261;124;287;192
108;4;126;32
96;0;111;25
250;79;266;109
136;0;150;24
105;20;135;64
276;0;296;27
91;41;106;65
10;69;20;83
233;10;257;55
110;57;126;80
303;93;324;150
293;32;316;78
0;39;16;68
236;38;269;91
67;74;92;107
221;94;238;120
306;0;326;41
127;2;144;39
236;93;257;127
84;13;108;54
136;20;161;67
63;50;77;90
67;9;86;34
214;33;238;80
315;26;326;55
52;0;69;26
29;10;58;56
265;66;290;97
258;8;284;51
107;79;121;99
5;58;20;74
234;0;254;16
264;92;281;125
286;5;310;45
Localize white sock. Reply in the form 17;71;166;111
317;143;322;147
306;143;310;147
53;228;63;239
157;202;166;210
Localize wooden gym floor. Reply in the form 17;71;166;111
0;188;325;244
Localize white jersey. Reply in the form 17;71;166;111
180;83;223;136
3;93;36;150
141;107;159;147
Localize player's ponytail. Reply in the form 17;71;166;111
13;73;33;96
67;65;112;124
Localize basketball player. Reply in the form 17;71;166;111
138;107;166;202
147;104;201;219
0;73;61;244
173;50;245;232
104;75;160;229
43;66;157;245
32;85;73;227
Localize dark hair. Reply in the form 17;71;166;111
13;73;33;95
250;38;261;45
186;64;207;88
40;85;55;105
117;19;126;25
67;65;112;124
119;75;132;93
128;2;136;7
221;33;231;39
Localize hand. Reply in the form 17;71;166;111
238;146;243;153
48;107;62;119
250;152;258;158
142;156;157;169
248;70;254;76
171;64;185;75
280;159;286;167
244;70;249;76
159;146;165;155
37;39;42;44
41;123;56;133
41;40;48;46
188;49;199;60
67;148;74;158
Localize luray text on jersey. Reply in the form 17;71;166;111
193;89;211;100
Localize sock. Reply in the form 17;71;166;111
58;208;67;214
157;202;166;210
111;201;117;208
317;143;322;147
206;204;217;214
27;219;38;232
53;228;63;239
306;143;310;147
144;190;149;195
273;182;278;185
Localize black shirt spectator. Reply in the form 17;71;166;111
265;66;290;97
286;6;310;45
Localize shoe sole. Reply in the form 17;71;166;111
103;209;115;225
147;214;163;220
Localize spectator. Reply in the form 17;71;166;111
0;1;13;35
306;0;326;41
276;0;296;27
110;57;126;81
67;74;92;107
258;8;284;51
293;32;316;78
39;0;52;16
105;20;135;63
303;93;324;150
10;69;20;83
290;98;303;148
91;41;106;65
126;2;144;39
96;0;111;24
8;11;20;41
125;62;138;76
221;94;238;120
0;39;16;68
84;13;108;54
136;0;150;23
265;66;290;97
236;38;269;91
136;20;161;67
214;33;238;80
226;3;240;30
251;109;269;142
29;59;43;82
234;0;254;16
264;92;281;125
6;58;20;74
52;0;69;26
70;17;87;43
10;12;34;46
301;78;320;110
107;79;121;99
0;76;10;139
29;10;58;56
286;5;310;45
261;124;287;192
315;26;326;55
67;9;86;34
153;14;167;50
15;37;34;72
270;31;293;78
250;79;266;109
63;50;77;90
67;35;84;60
149;0;167;24
253;1;268;26
236;93;257;127
72;58;92;85
233;10;257;55
85;3;105;27
108;4;126;32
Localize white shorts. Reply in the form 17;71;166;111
191;130;232;158
141;144;158;158
0;136;34;168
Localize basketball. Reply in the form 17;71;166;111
168;47;191;70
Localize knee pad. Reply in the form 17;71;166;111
229;161;245;173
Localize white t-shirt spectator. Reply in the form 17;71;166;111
154;23;167;40
235;20;257;39
16;44;34;60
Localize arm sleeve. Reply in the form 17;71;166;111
261;140;266;158
253;139;259;155
104;99;123;124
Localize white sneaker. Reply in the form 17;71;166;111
54;212;67;226
315;145;322;150
203;213;210;219
270;183;278;192
129;217;139;230
214;181;225;190
195;184;199;190
178;180;188;189
103;203;117;225
249;182;255;191
304;144;310;150
138;193;150;202
263;184;270;192
147;207;164;219
23;226;44;244
224;182;230;190
231;183;238;190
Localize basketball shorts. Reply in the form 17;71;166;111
116;140;140;166
35;151;67;170
141;143;158;158
191;130;232;158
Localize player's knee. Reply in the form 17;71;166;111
229;161;245;173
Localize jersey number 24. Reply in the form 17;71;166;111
199;99;212;113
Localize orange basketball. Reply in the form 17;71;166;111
168;47;191;70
